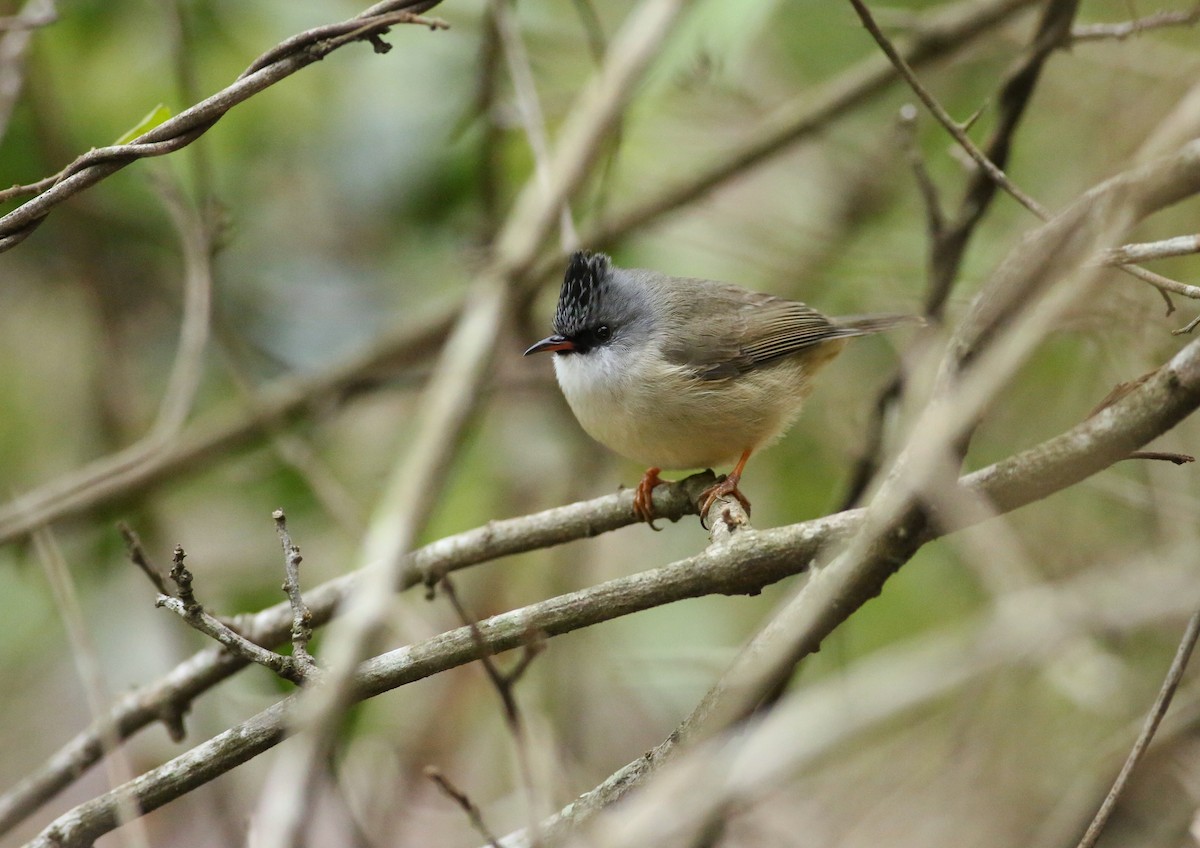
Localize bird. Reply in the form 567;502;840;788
524;250;918;526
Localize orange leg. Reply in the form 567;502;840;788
699;449;753;523
633;467;666;529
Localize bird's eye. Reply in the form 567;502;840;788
595;325;612;342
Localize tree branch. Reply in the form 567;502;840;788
22;327;1200;848
0;471;714;841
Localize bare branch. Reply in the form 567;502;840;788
273;509;317;673
155;596;309;686
21;327;1200;847
1071;7;1200;42
426;767;503;848
583;0;1043;253
1100;234;1200;265
845;0;1053;219
841;0;1079;508
1117;262;1200;302
118;523;171;597
1075;611;1200;848
156;545;312;685
0;472;713;840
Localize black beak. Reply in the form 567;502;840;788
524;335;575;356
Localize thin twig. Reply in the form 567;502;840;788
1125;451;1194;465
0;471;715;840
118;522;171;596
425;767;503;848
1071;7;1200;42
1175;313;1200;336
1100;234;1200;265
155;596;310;685
840;0;1078;508
437;574;542;727
1114;262;1200;301
845;0;1050;219
437;573;545;844
273;509;317;672
845;0;1188;317
1075;611;1200;848
158;545;312;684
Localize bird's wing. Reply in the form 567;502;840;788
660;283;846;381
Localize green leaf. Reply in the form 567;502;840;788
113;103;172;145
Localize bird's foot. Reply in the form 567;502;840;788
633;467;666;529
698;475;752;528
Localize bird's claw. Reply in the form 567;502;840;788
633;467;666;530
698;477;751;529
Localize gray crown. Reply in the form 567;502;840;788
554;250;612;336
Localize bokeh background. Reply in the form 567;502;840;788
3;0;1200;846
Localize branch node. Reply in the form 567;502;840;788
367;33;392;54
1174;313;1200;336
169;544;200;614
157;698;189;744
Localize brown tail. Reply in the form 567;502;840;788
831;313;924;338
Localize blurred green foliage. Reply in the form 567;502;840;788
3;0;1200;845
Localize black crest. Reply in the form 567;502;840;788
554;250;611;336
